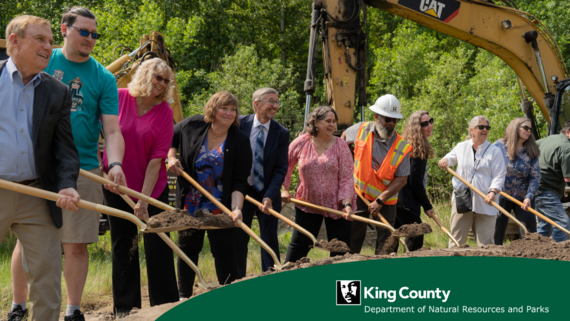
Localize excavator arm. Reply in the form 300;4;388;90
310;0;569;134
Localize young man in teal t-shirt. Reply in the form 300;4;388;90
10;7;126;321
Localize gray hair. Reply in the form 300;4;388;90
252;88;278;110
468;116;490;129
562;120;570;133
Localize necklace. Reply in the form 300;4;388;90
209;128;225;142
313;136;332;150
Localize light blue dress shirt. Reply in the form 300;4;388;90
0;58;41;181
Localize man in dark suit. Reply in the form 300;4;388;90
235;88;290;277
1;15;80;321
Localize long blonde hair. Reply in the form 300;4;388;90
502;117;540;161
402;110;434;160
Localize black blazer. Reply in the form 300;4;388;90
397;156;433;215
171;114;252;210
0;60;80;228
239;114;289;213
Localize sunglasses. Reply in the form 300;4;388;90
67;25;102;39
379;115;400;124
420;118;434;128
520;125;532;132
475;125;491;130
153;74;170;84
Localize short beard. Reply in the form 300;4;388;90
375;122;394;139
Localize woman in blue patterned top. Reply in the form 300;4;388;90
493;117;540;244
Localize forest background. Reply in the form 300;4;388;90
2;0;570;198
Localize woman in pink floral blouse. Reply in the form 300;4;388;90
282;106;356;262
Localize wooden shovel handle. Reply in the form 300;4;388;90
0;178;147;230
180;172;283;269
446;168;528;233
80;169;174;211
430;213;460;247
245;195;318;244
289;198;393;231
354;186;393;226
499;191;570;237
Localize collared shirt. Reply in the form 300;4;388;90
493;139;540;201
247;115;271;185
0;58;40;181
536;132;570;199
444;139;506;215
345;122;410;176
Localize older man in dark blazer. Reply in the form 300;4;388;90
235;88;290;277
1;15;80;321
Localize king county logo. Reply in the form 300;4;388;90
398;0;461;23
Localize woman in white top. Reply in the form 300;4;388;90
438;116;506;247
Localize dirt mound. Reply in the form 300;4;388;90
147;209;234;229
393;222;432;237
314;238;350;252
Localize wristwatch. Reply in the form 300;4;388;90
108;162;122;171
233;206;242;211
375;198;384;205
488;190;496;195
342;203;352;209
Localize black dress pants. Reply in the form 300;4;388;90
350;197;397;254
234;187;280;278
494;197;537;245
394;206;424;252
177;225;237;298
103;186;179;313
284;206;351;264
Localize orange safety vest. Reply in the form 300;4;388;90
353;122;413;205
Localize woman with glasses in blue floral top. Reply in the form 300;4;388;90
493;117;540;244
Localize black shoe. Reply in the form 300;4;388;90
64;310;85;321
115;309;131;319
7;306;28;321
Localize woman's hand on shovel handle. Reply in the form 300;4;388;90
57;188;80;212
522;198;531;211
232;209;243;227
167;156;184;176
438;158;448;170
281;190;291;203
105;165;127;195
425;209;435;218
135;200;149;221
343;206;354;221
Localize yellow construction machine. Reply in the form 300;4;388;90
304;0;569;137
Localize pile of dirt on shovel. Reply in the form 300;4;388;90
147;209;234;229
314;238;351;252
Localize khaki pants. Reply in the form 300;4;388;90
0;182;61;321
448;198;496;248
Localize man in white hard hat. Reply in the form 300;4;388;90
342;94;412;254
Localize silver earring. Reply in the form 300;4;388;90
316;127;319;131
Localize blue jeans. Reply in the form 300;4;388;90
535;191;570;242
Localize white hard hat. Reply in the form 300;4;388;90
369;94;403;119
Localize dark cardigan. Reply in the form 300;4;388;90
171;114;253;210
397;156;433;216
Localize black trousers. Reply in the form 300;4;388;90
103;186;179;312
284;206;351;263
394;206;424;252
234;187;280;278
177;225;237;298
494;197;537;245
350;197;397;254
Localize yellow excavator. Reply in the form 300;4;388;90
304;0;569;137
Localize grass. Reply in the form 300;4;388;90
0;200;476;316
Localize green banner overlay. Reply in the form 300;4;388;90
159;257;566;320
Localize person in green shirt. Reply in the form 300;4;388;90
535;120;570;242
9;7;126;321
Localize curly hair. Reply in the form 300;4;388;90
203;91;240;126
501;117;540;161
401;110;434;160
302;106;338;136
128;58;173;102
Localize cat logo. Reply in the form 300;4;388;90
398;0;461;23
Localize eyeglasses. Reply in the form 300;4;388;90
258;100;281;107
520;125;532;132
153;74;170;84
420;118;434;128
475;125;491;130
67;25;102;39
378;114;400;124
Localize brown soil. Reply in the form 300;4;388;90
147;209;234;229
392;222;432;238
314;238;350;252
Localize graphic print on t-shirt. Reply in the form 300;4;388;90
53;69;64;81
68;77;85;112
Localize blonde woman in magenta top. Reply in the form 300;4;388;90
102;58;178;315
281;106;356;263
